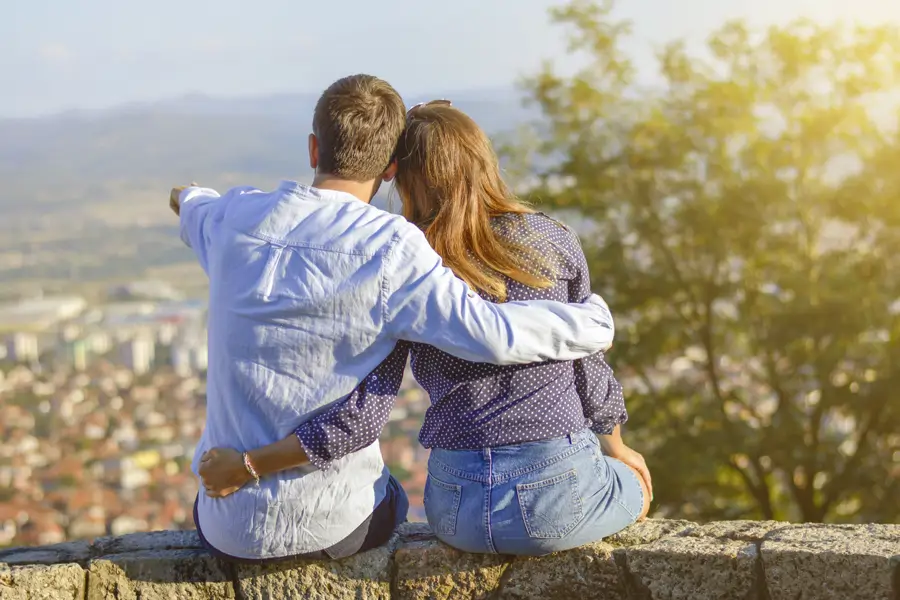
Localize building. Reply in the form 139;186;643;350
170;344;191;377
5;332;39;363
189;344;208;372
119;336;155;376
60;339;89;371
86;331;112;355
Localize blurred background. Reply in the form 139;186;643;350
1;0;899;547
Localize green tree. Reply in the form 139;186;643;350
510;0;900;523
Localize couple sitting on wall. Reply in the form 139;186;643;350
170;74;652;562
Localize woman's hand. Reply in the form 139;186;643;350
198;447;250;498
609;445;653;504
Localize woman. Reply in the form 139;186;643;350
199;101;651;555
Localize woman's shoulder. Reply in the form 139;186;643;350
513;212;585;258
492;211;588;288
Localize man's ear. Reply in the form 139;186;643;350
308;134;319;170
382;159;398;183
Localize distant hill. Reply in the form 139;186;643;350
0;87;538;291
0;87;534;207
0;86;532;181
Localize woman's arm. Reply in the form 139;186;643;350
597;422;627;456
198;435;308;497
199;344;410;497
556;221;653;503
572;355;653;504
598;424;651;498
556;221;629;436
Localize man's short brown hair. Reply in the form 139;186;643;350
312;74;406;182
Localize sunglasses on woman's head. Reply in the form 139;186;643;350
407;99;452;115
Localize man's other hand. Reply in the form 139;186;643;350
169;182;198;216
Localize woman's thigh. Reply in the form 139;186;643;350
424;455;492;554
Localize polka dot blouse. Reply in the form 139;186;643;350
295;212;628;469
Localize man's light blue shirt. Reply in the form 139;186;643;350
180;180;614;558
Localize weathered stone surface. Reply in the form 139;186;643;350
394;538;508;600
762;523;900;600
92;530;202;557
679;519;788;542
497;542;625;600
624;535;758;600
397;522;435;544
4;520;897;599
87;549;234;600
235;536;395;600
0;541;91;566
0;563;85;600
605;519;694;547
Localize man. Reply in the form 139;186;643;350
171;74;615;562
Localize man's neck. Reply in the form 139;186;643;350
311;174;376;204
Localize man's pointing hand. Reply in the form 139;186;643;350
169;182;198;216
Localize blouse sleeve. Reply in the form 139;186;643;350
555;223;629;434
294;342;411;469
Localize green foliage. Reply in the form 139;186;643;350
511;0;900;523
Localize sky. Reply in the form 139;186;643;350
3;0;900;118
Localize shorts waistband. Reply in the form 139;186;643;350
430;428;595;484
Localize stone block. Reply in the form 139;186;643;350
0;541;92;567
394;538;508;600
0;563;85;600
679;519;788;542
762;523;900;600
604;519;694;547
92;530;202;557
234;540;394;600
87;549;234;600
623;535;758;600
396;522;434;544
496;542;625;600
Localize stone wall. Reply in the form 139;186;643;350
1;519;898;599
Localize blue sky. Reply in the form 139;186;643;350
3;0;899;118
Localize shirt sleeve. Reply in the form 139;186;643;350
294;342;411;470
559;224;629;434
178;186;223;274
381;224;615;365
575;353;628;434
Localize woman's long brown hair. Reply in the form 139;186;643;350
394;103;554;302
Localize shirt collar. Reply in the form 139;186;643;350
278;180;360;204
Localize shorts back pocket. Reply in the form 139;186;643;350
516;469;584;539
424;474;462;536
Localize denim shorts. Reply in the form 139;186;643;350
424;428;644;555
